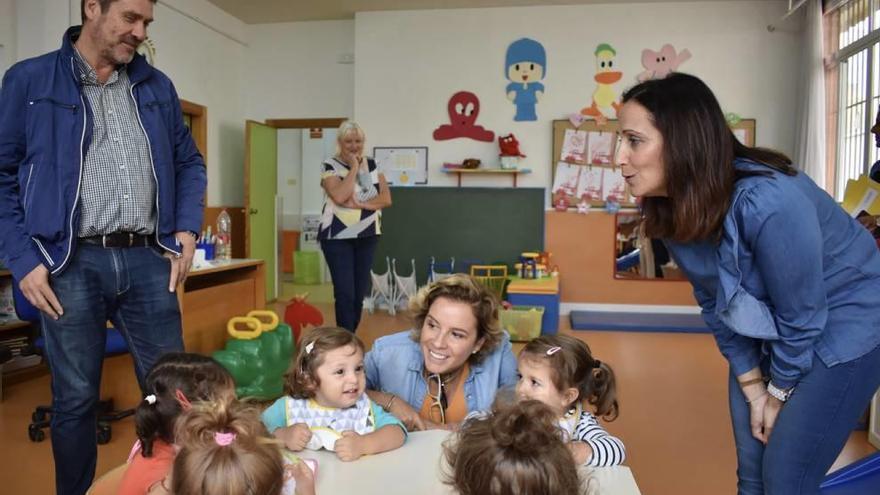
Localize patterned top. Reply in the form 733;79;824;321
261;394;406;451
318;157;382;240
73;48;155;237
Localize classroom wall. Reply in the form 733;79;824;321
0;0;13;76
244;20;355;121
354;1;801;190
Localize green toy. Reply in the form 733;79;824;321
212;310;295;400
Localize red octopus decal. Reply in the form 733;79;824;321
433;91;495;142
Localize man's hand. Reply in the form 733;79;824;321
165;231;196;292
19;264;63;320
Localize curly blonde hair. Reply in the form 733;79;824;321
409;274;503;364
172;400;283;495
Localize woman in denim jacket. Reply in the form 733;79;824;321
615;73;880;495
365;274;517;431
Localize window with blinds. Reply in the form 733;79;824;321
828;0;880;199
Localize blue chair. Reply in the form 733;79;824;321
12;283;134;444
821;451;880;494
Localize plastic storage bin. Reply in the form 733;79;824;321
293;251;321;285
500;306;545;342
507;292;560;335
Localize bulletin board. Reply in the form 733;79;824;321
550;118;757;209
551;119;634;209
373;146;428;185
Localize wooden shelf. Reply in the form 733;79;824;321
442;168;531;187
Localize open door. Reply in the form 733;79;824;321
245;120;278;301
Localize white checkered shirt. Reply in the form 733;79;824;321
74;48;156;237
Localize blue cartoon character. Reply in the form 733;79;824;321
505;38;546;122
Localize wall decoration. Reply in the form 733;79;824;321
560;129;587;164
433;91;495;142
505;38;546;122
373;146;428;185
637;44;691;82
588;131;614;165
580;43;623;125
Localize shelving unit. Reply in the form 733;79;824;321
442;168;531;187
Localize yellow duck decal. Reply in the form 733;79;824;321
581;43;623;124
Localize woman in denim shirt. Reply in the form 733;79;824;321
615;73;880;495
365;274;517;431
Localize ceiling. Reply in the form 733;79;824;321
203;0;748;24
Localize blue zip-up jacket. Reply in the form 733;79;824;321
666;159;880;389
0;26;206;281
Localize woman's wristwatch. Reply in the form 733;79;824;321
767;382;795;402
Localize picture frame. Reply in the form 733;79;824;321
730;119;756;146
373;146;429;185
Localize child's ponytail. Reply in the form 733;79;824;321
586;360;619;421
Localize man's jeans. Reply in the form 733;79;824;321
41;244;183;495
728;343;880;495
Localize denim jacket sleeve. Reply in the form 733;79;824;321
0;65;44;279
737;180;828;389
693;283;762;377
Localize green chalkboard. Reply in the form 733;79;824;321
373;187;545;286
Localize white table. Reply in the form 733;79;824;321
299;430;641;495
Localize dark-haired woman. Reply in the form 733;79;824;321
615;73;880;494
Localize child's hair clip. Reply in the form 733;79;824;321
214;431;236;446
144;394;157;405
305;342;315;355
546;346;562;356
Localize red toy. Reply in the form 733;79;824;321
498;133;526;158
283;293;324;342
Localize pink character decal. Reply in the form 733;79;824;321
638;44;691;82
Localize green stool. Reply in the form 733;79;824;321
294;250;321;285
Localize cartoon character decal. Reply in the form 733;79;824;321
433;91;495;142
505;38;547;122
580;43;623;124
638;44;691;82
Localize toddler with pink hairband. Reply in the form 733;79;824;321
149;399;317;495
515;334;626;467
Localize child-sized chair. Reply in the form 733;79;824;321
821;450;880;494
392;258;418;310
365;257;397;315
469;265;508;299
428;256;455;283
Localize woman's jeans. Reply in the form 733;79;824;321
728;343;880;495
41;244;183;495
321;236;379;332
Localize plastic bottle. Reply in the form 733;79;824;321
216;209;232;260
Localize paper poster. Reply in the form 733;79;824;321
580;43;623;124
588;132;614;165
374;147;428;185
552;162;581;197
842;175;880;216
576;166;603;202
505;38;546;121
433;91;495;142
561;129;587;163
637;44;692;82
603;167;627;203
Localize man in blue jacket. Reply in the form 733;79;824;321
0;1;205;493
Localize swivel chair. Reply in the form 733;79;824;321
13;284;134;444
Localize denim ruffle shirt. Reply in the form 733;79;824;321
666;160;880;389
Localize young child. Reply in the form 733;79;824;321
161;399;316;495
262;326;407;461
517;334;626;467
118;352;236;494
443;399;583;495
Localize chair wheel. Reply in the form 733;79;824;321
28;424;45;442
32;410;47;423
96;424;112;444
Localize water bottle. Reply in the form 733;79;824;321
216;209;232;260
